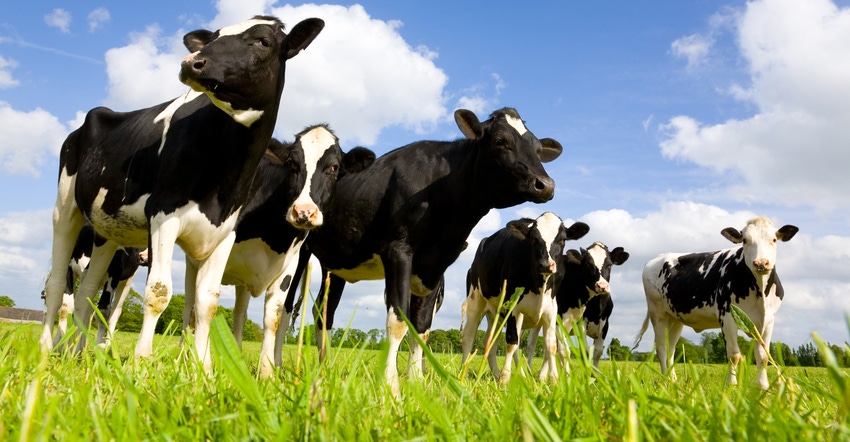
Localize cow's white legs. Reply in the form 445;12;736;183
97;276;136;348
53;292;75;348
483;313;502;380
42;177;86;351
722;321;743;387
525;327;539;372
539;312;559;382
275;305;292;368
591;336;605;368
460;291;486;370
259;284;286;378
406;331;429;378
385;307;408;396
193;232;236;372
662;321;684;381
73;241;118;351
754;320;775;389
135;219;179;360
500;314;525;384
232;285;250;347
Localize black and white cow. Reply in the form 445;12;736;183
460;212;589;383
181;128;375;377
40;16;325;370
45;224;148;348
634;217;798;389
524;242;629;372
285;108;563;395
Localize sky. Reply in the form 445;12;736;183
1;0;849;355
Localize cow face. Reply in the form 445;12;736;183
506;212;566;277
180;16;324;126
721;217;798;275
455;108;562;209
566;242;630;296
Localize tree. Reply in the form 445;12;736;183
607;338;631;361
701;332;727;363
0;295;15;307
771;341;799;366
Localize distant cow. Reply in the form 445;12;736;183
461;212;588;383
525;242;629;372
634;217;798;389
46;224;147;348
285;107;563;395
40;16;324;371
181;128;375;377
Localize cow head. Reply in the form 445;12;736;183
565;242;629;296
455;108;562;209
180;16;324;127
507;213;588;280
266;126;376;230
721;217;798;275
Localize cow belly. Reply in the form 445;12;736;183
330;254;385;283
168;203;241;260
222;237;303;295
671;304;722;332
585;321;602;339
511;291;556;328
88;191;150;247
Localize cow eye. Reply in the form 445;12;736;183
327;164;339;175
257;37;271;48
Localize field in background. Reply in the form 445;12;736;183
1;320;848;441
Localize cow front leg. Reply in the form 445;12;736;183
525;327;539;373
192;232;236;372
721;321;743;387
540;313;559;382
98;276;135;349
71;240;118;352
382;246;413;396
135;219;179;360
313;272;345;361
591;336;605;368
500;314;522;384
232;286;250;348
754;319;775;389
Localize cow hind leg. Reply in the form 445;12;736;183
232;286;250;348
72;241;118;352
721;322;743;387
459;291;486;371
591;336;605;369
41;202;85;351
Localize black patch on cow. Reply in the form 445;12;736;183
279;275;292;292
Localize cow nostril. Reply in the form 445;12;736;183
192;59;206;72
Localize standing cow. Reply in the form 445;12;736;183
181;128;374;377
525;242;629;373
41;16;324;371
634;217;798;389
286;107;563;395
461;212;589;383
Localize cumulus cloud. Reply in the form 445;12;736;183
0;102;68;176
670;33;713;70
0;210;53;309
88;8;111;32
0;56;19;88
660;0;850;211
45;9;72;34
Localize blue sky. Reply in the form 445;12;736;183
1;1;849;354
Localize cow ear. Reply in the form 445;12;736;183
610;247;630;265
263;138;289;165
340;147;376;177
538;138;563;163
283;18;325;59
506;219;533;236
566;249;582;264
183;29;215;53
721;227;743;244
566;222;590;241
777;225;799;242
455;109;483;139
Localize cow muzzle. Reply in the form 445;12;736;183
529;175;556;203
595;280;610;295
753;259;772;274
288;203;323;230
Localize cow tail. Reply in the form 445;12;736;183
632;312;650;351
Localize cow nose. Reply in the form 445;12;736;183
182;55;206;74
138;249;149;265
753;259;771;273
533;176;556;202
290;203;321;228
595;281;610;294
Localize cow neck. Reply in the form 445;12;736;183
438;140;496;224
731;247;775;299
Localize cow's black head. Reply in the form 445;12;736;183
455;108;562;209
179;16;324;126
565;242;629;296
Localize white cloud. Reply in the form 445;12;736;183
0;56;19;88
670;33;713;70
88;8;111;32
659;0;850;211
0;210;52;247
0;102;68;176
45;9;72;34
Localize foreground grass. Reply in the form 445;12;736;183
1;320;848;441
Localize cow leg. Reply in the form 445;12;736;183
275;255;302;368
41;191;85;351
460;289;486;372
182;259;198;339
540;312;559;382
754;319;775;389
54;292;75;348
662;321;684;382
591;335;605;369
135;219;180;360
501;314;525;383
192;232;236;372
100;276;135;349
721;320;743;387
406;285;440;378
484;313;501;379
525;327;539;373
232;286;250;348
382;245;413;396
72;240;118;352
313;272;346;360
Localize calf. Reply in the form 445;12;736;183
40;16;324;371
182;128;375;377
525;242;629;372
286;108;563;395
461;212;589;383
634;217;798;389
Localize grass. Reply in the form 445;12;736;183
1;319;848;441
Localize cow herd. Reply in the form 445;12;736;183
39;15;800;395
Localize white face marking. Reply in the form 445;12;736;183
505;115;528;136
741;217;779;273
535;211;562;261
287;126;336;226
217;19;277;38
154;90;203;154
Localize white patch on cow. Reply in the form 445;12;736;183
505;114;528;136
221;236;305;296
586;242;610;290
88;190;150;247
163;202;241;260
206;95;264;128
535;212;562;270
287;126;336;226
332;254;385;283
410;275;430;297
154;90;203;155
217;18;277;38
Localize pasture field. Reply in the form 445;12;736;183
1;319;848;441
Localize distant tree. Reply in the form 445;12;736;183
367;328;383;349
676;338;704;364
116;289;143;332
796;343;821;367
0;295;15;307
607;338;631;361
771;341;799;366
701;332;727;363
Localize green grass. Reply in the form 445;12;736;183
1;319;848;441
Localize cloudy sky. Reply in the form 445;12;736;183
1;0;848;354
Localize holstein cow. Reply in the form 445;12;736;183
286;107;563;395
181;129;375;377
524;242;629;372
46;224;148;348
461;212;589;383
40;16;325;371
634;217;798;389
